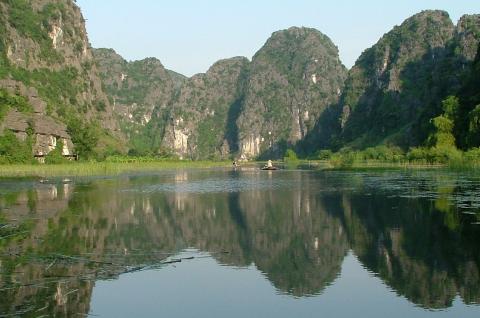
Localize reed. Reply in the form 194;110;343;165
0;161;231;178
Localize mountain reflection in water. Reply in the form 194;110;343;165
0;169;479;317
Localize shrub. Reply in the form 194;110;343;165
0;130;33;164
429;146;462;164
45;139;68;164
283;149;299;162
361;145;405;162
0;89;33;117
407;147;429;162
464;147;480;161
329;150;355;168
315;149;333;160
407;146;462;164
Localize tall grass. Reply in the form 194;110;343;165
0;161;231;178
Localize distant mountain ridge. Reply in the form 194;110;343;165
1;2;480;160
95;10;480;159
95;27;347;159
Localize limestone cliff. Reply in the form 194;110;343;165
332;11;480;149
237;27;347;159
159;57;248;159
0;0;121;157
112;27;347;160
93;48;184;146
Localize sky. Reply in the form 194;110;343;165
77;0;480;77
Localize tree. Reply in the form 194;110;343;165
67;118;98;159
467;105;480;146
424;96;462;163
441;96;459;120
283;149;299;162
45;138;67;164
428;116;455;148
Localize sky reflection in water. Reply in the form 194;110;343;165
0;169;479;317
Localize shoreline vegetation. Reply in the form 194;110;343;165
1;149;479;178
0;160;232;178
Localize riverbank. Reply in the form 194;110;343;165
0;159;477;178
0;161;232;178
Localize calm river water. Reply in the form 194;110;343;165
1;168;480;317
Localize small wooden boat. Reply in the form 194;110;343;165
261;166;279;170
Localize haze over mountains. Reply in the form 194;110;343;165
0;0;479;160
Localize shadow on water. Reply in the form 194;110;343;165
0;169;479;316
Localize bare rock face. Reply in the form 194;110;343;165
0;79;73;156
455;14;480;62
143;28;345;160
237;27;347;159
93;48;183;133
0;0;122;157
159;57;249;159
94;28;345;159
93;48;190;156
90;10;480;158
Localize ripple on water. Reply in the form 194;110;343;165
139;178;298;194
358;170;480;210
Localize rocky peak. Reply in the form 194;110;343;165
93;48;181;124
236;27;347;159
328;10;480;151
454;14;480;61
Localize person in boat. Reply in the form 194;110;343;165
262;160;275;170
233;160;238;168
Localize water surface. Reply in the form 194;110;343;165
1;168;479;317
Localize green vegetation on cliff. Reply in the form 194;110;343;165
2;3;480;166
0;0;123;162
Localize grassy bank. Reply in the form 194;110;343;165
0;160;232;178
1;157;478;178
306;146;480;170
285;159;447;170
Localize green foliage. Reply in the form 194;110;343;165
0;88;33;119
196;108;228;160
122;112;170;157
441;96;459;119
7;0;44;41
283;149;299;162
455;44;480;149
466;105;480;146
330;150;355;168
360;145;404;161
407;146;462;164
428;115;456;148
0;130;33;164
105;155;178;163
315;149;333;160
67;118;98;160
10;67;80;113
95;100;106;112
428;147;462;164
45;139;68;164
464;147;480;162
6;0;65;63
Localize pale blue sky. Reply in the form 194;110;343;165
77;0;480;77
